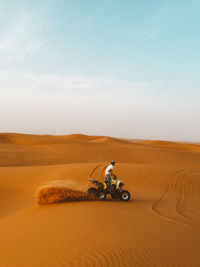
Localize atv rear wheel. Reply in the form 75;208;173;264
87;187;97;196
98;191;107;200
120;190;130;201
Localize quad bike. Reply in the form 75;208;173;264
87;175;130;201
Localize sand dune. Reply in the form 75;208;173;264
0;133;200;266
135;139;200;153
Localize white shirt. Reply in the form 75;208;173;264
105;164;114;176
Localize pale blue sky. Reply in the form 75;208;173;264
0;0;199;141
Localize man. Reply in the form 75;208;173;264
105;160;115;189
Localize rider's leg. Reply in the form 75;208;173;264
106;174;111;189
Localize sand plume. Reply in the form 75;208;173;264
37;180;97;205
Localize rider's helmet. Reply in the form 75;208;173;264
111;160;115;165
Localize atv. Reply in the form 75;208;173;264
87;175;130;201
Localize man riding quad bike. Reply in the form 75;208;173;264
87;174;131;201
105;160;116;189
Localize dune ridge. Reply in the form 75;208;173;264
135;139;200;153
0;133;200;167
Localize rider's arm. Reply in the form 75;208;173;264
109;169;114;176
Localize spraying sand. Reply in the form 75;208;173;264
37;180;97;205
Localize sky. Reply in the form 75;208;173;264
0;0;200;141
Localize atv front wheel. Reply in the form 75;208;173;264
87;187;97;196
120;190;130;201
98;191;107;200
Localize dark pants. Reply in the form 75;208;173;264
106;174;111;188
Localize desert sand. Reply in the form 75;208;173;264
0;133;200;267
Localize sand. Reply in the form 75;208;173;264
0;133;199;267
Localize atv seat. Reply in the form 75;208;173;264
88;178;96;182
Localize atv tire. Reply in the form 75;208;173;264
87;187;97;196
98;191;107;200
120;190;130;201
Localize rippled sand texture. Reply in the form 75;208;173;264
0;133;200;267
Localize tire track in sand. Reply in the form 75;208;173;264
152;169;200;229
89;164;102;178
